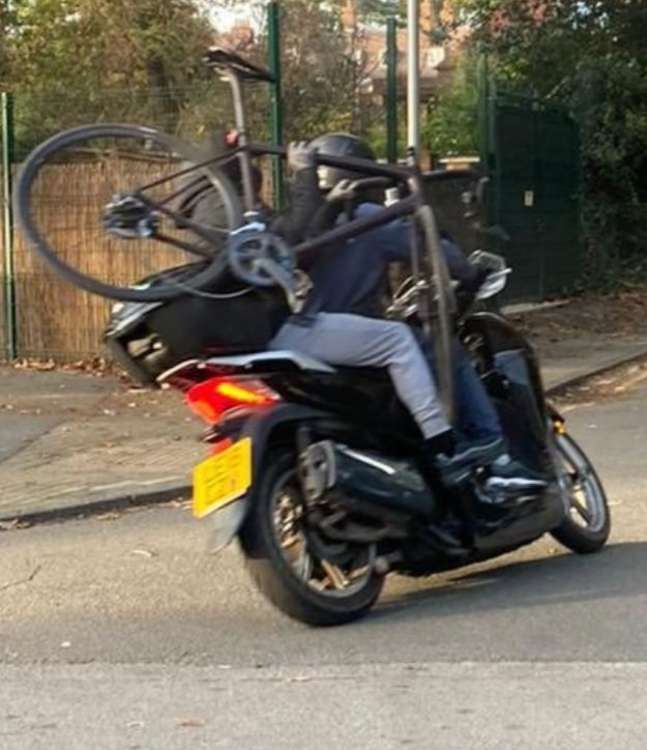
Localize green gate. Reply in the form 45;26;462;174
481;87;583;302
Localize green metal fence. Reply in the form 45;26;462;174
481;85;584;302
1;93;14;360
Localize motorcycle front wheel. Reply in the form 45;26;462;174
550;432;611;554
239;448;384;626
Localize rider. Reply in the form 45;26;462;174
269;134;546;495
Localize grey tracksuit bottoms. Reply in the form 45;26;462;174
269;313;450;439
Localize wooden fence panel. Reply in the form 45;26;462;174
9;160;199;360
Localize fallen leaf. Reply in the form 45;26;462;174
131;548;157;558
96;512;120;521
60;641;71;649
177;719;205;728
162;499;191;509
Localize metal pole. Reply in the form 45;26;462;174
267;1;285;211
386;17;398;163
1;92;16;360
406;0;420;155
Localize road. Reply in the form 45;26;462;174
2;382;647;749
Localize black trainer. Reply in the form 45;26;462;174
434;436;506;486
485;455;548;492
452;436;506;467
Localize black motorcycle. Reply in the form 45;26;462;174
16;48;610;626
113;249;603;626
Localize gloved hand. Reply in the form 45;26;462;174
325;178;357;204
287;141;316;172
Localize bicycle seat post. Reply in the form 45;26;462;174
224;69;256;214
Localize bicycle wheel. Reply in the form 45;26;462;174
16;123;243;302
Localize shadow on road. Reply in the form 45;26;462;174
371;541;647;623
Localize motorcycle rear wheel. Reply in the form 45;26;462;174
550;432;611;554
239;448;384;626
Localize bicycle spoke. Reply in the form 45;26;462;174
154;174;211;207
16;123;238;299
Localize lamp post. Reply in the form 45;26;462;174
406;0;420;154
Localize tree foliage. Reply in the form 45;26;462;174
423;52;479;158
2;0;382;155
272;0;376;139
3;0;215;154
455;0;647;271
221;0;381;140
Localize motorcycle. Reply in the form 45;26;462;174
104;244;610;627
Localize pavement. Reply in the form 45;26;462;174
2;380;647;747
1;328;647;523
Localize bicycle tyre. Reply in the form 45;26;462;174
16;123;243;302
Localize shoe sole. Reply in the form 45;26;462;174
485;477;548;492
439;466;473;486
485;493;538;507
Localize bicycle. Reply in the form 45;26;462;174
16;46;473;414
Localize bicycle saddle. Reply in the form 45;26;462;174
204;47;275;84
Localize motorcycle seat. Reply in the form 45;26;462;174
335;366;390;382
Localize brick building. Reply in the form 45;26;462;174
218;2;468;101
339;1;468;99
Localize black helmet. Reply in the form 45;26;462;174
309;133;376;191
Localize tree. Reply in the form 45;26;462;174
423;52;479;157
454;0;647;273
455;0;647;95
0;0;16;85
224;0;379;140
4;0;216;155
276;0;368;138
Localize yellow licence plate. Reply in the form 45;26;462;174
192;438;252;519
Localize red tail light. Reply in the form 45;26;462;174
186;378;280;424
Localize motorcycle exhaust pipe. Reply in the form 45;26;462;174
299;440;436;519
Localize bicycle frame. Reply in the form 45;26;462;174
136;64;459;420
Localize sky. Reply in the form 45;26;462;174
209;3;263;31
